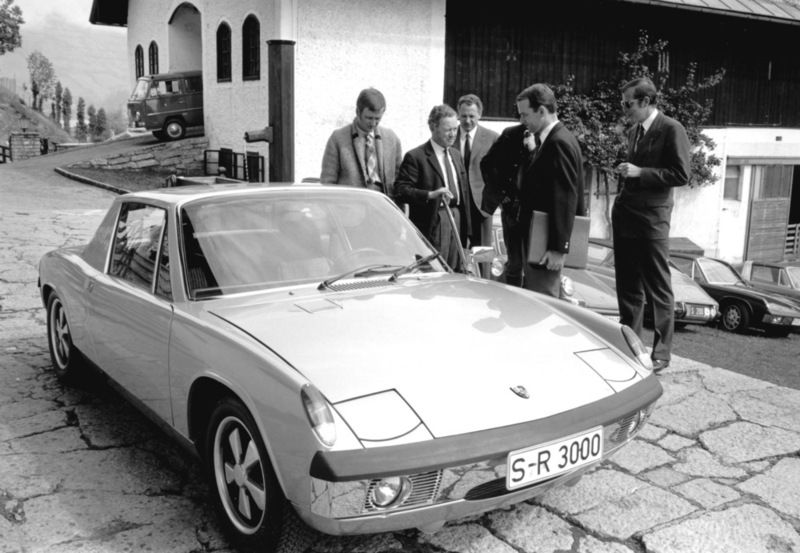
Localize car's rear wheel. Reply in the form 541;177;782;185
46;293;83;380
205;397;315;552
163;119;186;140
720;302;750;333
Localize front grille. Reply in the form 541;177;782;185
363;470;442;512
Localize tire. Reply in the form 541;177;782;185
46;293;83;380
163;119;186;141
720;302;750;333
205;397;315;553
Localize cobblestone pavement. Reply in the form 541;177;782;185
1;158;799;553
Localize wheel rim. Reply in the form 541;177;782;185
49;298;71;369
213;415;267;534
723;305;741;330
166;121;183;138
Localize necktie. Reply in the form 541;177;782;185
633;124;644;154
365;134;380;187
534;132;542;149
444;149;459;206
463;133;472;169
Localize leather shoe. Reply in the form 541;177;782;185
652;359;670;373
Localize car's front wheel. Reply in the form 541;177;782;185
163;119;186;140
46;293;83;380
205;397;315;552
720;302;750;333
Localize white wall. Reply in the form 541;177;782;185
295;0;447;181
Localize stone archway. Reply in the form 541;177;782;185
168;2;202;71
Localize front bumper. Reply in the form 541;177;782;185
304;375;661;534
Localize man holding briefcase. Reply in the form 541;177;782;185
483;83;585;296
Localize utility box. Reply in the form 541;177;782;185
9;131;42;161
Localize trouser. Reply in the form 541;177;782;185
432;207;463;272
613;235;674;361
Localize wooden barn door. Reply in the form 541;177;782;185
745;165;793;261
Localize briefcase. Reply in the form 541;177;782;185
527;211;590;269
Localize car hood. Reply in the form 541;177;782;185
564;267;619;315
210;276;640;438
672;270;716;304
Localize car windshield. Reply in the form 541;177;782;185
786;266;800;288
180;190;444;298
130;78;151;101
697;257;744;285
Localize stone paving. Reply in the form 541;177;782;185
1;158;799;553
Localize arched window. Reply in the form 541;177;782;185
135;45;144;78
149;41;159;75
216;23;232;82
242;15;260;81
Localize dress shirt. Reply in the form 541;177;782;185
430;139;460;206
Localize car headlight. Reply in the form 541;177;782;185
764;302;796;318
301;384;336;447
621;325;653;371
490;258;505;278
369;476;412;508
560;275;575;297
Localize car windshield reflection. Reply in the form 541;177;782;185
786;266;800;288
697;258;744;285
180;191;444;298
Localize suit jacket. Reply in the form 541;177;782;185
320;121;403;199
519;121;585;254
480;124;528;217
613;112;690;239
394;141;471;240
457;125;499;214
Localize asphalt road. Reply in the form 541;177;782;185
643;323;799;391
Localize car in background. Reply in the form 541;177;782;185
38;184;661;551
485;219;620;320
587;239;719;327
740;259;800;302
127;70;203;141
670;253;800;337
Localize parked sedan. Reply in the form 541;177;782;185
485;218;620;319
670;253;800;337
740;259;800;302
587;239;719;327
39;184;661;552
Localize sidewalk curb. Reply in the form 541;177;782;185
54;166;131;195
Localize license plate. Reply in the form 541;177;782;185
506;427;603;490
792;318;800;326
687;305;708;317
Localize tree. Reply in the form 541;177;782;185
555;30;724;195
54;81;63;127
26;50;55;112
75;97;87;142
96;108;108;140
0;0;24;56
61;87;72;134
87;104;97;140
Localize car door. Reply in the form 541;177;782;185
86;201;174;423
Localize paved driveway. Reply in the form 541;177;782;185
1;155;799;553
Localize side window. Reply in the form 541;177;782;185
778;270;791;287
135;45;144;79
186;76;203;92
217;22;232;83
155;219;172;299
751;265;778;284
109;203;167;292
149;41;159;74
242;15;261;81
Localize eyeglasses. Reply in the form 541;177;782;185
621;98;640;109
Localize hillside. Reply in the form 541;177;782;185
0;87;72;145
0;13;129;114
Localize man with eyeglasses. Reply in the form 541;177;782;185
613;77;690;373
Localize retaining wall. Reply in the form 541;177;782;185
70;136;209;173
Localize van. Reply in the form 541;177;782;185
127;70;203;141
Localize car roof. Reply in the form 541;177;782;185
749;259;800;268
138;69;202;80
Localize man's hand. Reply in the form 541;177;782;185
540;250;566;271
616;162;642;179
428;187;453;201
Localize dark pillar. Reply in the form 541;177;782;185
268;39;295;183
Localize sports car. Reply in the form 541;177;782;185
586;239;719;327
670;253;800;337
740;259;800;302
39;184;661;551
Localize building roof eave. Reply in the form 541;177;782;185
89;0;129;27
618;0;800;25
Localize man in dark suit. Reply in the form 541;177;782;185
455;94;499;248
613;77;690;372
483;84;584;295
320;88;403;200
395;104;471;271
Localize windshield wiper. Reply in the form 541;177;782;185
318;264;400;290
389;252;441;282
